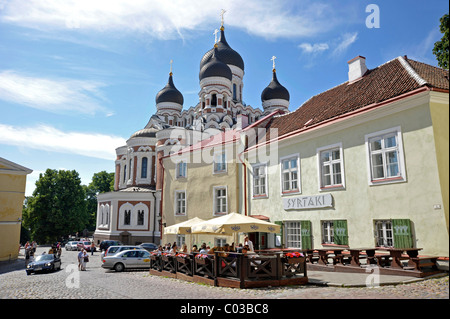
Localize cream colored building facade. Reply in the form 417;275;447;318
161;131;246;248
246;57;449;257
0;157;32;261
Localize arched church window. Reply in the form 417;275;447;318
211;94;217;106
124;210;131;225
137;210;144;225
123;165;127;183
233;83;237;100
141;157;148;178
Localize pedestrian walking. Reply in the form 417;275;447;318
90;242;95;256
77;249;83;270
80;249;89;271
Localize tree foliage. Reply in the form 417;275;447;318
433;13;449;69
23;169;88;243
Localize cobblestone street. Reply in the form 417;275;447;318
0;246;448;300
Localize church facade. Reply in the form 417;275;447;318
94;23;290;245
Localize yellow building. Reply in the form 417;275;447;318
161;128;247;248
0;157;32;261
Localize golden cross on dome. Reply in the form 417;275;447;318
169;59;173;75
213;29;219;44
271;56;277;71
220;9;226;27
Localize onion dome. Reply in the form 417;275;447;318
155;73;184;105
199;46;233;81
129;127;158;139
261;69;290;102
200;27;244;71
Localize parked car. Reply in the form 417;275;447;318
65;241;78;251
99;240;122;252
101;245;142;259
77;241;95;252
138;243;158;252
26;254;61;275
101;249;150;272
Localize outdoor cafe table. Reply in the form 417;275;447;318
315;248;346;265
346;248;377;267
377;247;423;269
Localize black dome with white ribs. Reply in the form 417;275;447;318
200;27;244;71
261;70;290;102
199;46;233;81
155;73;184;105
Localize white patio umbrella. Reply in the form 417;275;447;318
190;213;280;235
163;217;205;251
163;217;205;235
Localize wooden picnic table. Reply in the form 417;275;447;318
346;248;377;267
376;247;423;269
315;248;347;265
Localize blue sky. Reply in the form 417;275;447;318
0;0;448;196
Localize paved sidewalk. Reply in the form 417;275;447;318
307;270;447;287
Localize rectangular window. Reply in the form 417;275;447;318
374;220;393;247
318;144;344;189
176;161;187;178
366;127;406;185
175;191;186;216
253;164;267;197
214;186;227;215
213;152;227;173
285;221;302;248
280;155;300;193
322;220;348;245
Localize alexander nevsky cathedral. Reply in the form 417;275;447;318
94;14;291;245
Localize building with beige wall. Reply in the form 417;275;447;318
0;157;32;261
161;129;245;248
245;56;449;257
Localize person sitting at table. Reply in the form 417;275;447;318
191;245;199;253
180;244;188;253
199;243;208;254
169;242;178;255
242;245;261;264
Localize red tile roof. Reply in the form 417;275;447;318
265;56;449;139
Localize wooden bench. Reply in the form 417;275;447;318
409;257;439;272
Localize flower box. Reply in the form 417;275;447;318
195;254;210;265
176;254;189;264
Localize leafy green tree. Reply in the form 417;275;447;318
84;171;115;230
433;13;449;69
23;169;88;244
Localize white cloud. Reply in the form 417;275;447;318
333;32;358;55
0;70;112;116
298;42;329;54
0;123;126;160
0;0;341;39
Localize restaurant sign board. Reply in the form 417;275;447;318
283;194;333;210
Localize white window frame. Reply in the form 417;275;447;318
280;153;301;195
176;161;187;179
322;221;334;244
284;221;302;248
213;151;227;174
213;186;228;216
365;126;406;185
374;220;394;248
252;163;268;198
174;190;187;216
317;143;345;191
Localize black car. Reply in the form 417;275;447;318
26;254;61;275
99;240;122;252
138;243;158;252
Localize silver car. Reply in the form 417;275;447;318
100;245;142;259
101;249;151;272
65;241;78;251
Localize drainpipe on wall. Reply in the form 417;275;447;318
158;156;165;240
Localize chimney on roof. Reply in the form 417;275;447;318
236;114;249;130
348;55;368;83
